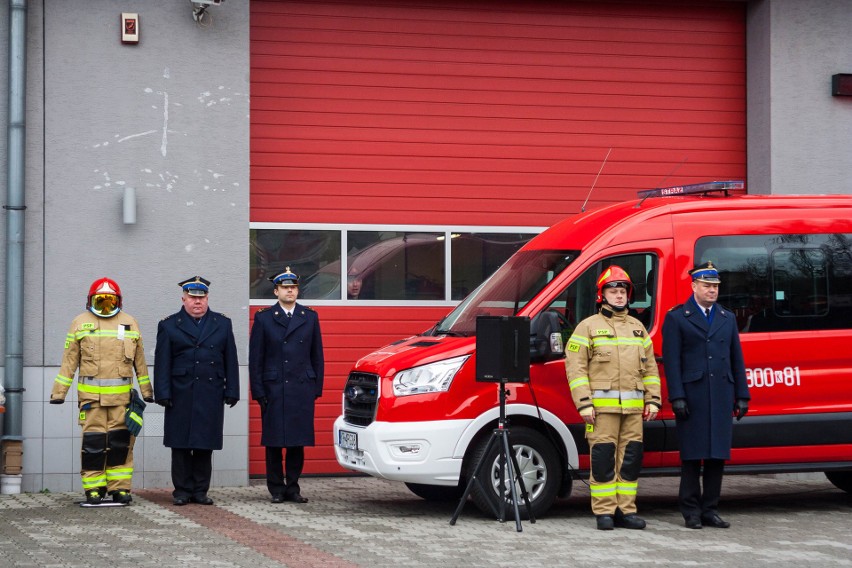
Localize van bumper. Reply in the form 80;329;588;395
333;415;470;486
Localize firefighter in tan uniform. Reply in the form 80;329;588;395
565;266;661;530
50;278;153;505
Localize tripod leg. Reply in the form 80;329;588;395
509;444;536;524
497;435;506;523
450;432;500;525
500;431;524;532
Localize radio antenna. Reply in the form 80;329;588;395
581;147;612;212
656;157;688;189
636;156;688;208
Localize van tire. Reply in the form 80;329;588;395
404;482;464;502
825;471;852;493
467;426;562;519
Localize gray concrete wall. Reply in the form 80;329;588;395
747;0;852;195
2;0;250;493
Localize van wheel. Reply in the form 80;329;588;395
825;471;852;493
467;426;561;519
404;482;464;502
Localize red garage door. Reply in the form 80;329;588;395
250;0;745;475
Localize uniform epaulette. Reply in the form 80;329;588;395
256;307;270;313
668;304;684;312
160;313;175;321
303;305;315;312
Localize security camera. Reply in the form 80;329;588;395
191;0;224;23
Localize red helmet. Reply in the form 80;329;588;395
595;265;634;304
86;277;122;318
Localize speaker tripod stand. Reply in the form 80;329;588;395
449;379;536;532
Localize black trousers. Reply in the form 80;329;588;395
679;458;725;519
265;446;305;497
171;448;213;500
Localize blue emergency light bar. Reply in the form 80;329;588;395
637;180;745;199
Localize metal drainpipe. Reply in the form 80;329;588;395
2;0;28;492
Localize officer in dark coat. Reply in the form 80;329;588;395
249;267;324;503
154;276;240;506
662;262;750;529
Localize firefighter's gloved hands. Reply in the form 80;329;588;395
734;399;749;421
49;398;64;405
156;398;173;408
671;399;689;420
143;396;154;403
257;397;268;412
578;406;595;424
224;397;238;408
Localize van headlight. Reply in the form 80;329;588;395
392;356;469;397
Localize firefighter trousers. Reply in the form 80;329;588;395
587;412;644;516
78;402;135;494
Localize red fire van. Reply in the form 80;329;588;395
333;182;852;517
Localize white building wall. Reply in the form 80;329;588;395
1;0;250;493
748;0;852;195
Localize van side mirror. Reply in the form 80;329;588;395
529;311;565;363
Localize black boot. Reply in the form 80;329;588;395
85;488;105;505
596;515;615;530
111;490;132;504
615;510;647;529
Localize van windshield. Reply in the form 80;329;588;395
433;250;579;335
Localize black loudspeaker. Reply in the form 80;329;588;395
475;316;530;383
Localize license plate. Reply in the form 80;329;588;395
339;430;358;450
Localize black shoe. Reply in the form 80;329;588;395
173;497;189;506
270;494;285;503
596;515;615;530
190;495;214;505
112;491;132;504
614;513;646;530
701;514;730;528
85;490;104;505
284;492;309;503
685;515;702;529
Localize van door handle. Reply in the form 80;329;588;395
655;354;663;363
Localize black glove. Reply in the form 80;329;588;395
257;397;268;412
49;398;64;405
143;396;154;403
224;397;238;408
671;399;689;420
734;399;749;421
156;398;173;408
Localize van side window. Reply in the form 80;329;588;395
544;253;658;338
695;234;852;333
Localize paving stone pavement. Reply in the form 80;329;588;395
1;474;850;567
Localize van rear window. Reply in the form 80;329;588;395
696;234;852;333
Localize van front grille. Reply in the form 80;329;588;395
343;372;379;427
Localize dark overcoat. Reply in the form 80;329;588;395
249;302;324;448
154;307;240;450
662;297;750;461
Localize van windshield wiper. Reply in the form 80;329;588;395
433;329;467;337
